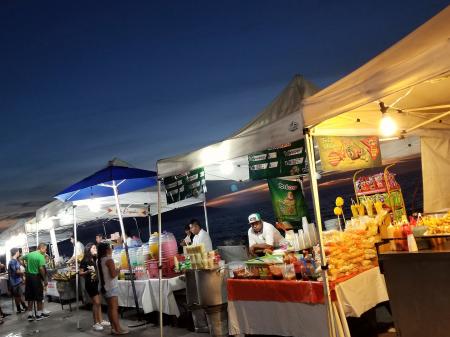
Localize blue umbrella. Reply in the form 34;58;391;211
55;165;157;202
54;159;157;328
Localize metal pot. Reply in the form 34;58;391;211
195;268;228;306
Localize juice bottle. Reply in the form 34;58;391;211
121;250;129;269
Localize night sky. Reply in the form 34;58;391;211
0;1;448;230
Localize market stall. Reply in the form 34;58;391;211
156;75;322;337
301;6;450;337
227;267;387;337
156;74;399;337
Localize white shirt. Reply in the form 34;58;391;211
248;221;283;248
192;229;213;252
73;241;84;258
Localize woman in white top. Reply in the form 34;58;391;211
97;242;128;335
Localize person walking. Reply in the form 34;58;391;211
23;243;50;321
80;243;110;331
8;248;27;313
97;242;128;335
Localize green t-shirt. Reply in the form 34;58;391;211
24;251;46;275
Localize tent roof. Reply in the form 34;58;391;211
303;6;450;137
0;190;204;246
157;75;320;178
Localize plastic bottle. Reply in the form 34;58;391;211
387;223;396;251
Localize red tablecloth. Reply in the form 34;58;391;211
227;268;378;304
227;279;337;304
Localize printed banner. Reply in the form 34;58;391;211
164;167;206;204
248;139;308;180
317;136;382;172
268;178;309;230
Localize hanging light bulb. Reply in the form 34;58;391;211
379;102;398;137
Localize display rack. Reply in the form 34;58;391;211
353;164;406;222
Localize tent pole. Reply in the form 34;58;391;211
147;204;152;237
36;222;39;247
111;180;145;326
304;131;336;337
203;195;209;233
157;180;163;337
73;206;80;330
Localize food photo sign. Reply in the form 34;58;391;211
317;136;382;172
268;178;309;230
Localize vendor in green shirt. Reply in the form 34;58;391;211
23;243;50;321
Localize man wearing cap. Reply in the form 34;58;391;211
247;213;283;255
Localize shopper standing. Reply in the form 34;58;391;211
97;242;128;335
23;243;49;321
80;243;110;331
8;248;27;313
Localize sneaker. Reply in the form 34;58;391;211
93;323;104;331
101;320;111;327
40;312;50;318
27;314;35;321
35;314;44;321
17;308;26;314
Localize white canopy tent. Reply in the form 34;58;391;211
302;5;450;213
4;190;204;248
298;8;450;337
157;75;320;179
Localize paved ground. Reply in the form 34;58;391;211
0;297;203;337
1;296;395;337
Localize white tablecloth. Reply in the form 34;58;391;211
335;266;389;317
228;267;388;337
118;276;185;316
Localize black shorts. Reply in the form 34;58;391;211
85;284;100;298
25;274;44;302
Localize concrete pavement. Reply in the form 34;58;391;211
0;297;202;337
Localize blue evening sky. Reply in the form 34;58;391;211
0;0;448;228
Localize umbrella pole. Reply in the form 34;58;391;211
157;179;163;337
305;131;336;337
73;206;81;330
147;205;152;238
111;180;145;327
203;197;209;233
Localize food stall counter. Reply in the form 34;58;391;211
378;239;450;337
227;267;388;337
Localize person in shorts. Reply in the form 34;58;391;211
8;248;27;313
23;243;49;321
80;243;110;331
97;242;128;335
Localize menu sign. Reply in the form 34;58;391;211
248;139;308;180
164;167;206;204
